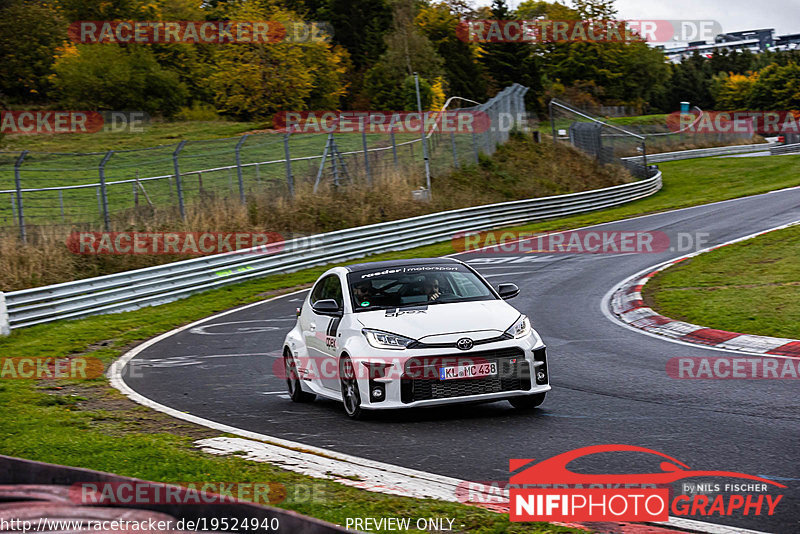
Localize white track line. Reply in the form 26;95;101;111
107;195;799;534
601;220;800;359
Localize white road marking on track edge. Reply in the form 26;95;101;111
107;257;778;533
107;186;798;534
601;220;800;359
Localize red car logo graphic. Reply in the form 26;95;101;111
510;444;786;487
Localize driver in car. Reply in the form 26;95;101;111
353;280;375;306
423;276;441;302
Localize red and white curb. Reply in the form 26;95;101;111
608;221;800;358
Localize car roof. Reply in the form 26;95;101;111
344;257;462;273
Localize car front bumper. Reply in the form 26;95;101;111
348;334;550;410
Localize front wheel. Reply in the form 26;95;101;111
339;356;366;420
284;353;315;403
508;392;546;410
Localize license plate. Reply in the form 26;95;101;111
439;361;498;380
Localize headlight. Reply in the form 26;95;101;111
362;329;417;350
505;315;531;339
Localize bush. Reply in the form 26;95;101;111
176;102;222;122
50;44;188;116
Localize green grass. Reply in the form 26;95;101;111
0;120;263;152
605;114;668;126
0;265;580;534
1;152;798;532
645;224;800;339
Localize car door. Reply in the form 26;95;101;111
305;274;344;390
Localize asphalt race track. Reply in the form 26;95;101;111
125;187;800;533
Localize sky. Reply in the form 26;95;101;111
473;1;800;37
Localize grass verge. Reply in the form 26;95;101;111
644;224;800;339
1;153;798;533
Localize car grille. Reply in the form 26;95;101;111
400;347;531;403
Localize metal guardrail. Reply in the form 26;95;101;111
0;171;662;332
770;142;800;155
622;142;775;164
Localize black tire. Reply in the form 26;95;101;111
284;352;315;403
508;392;546;410
339;355;367;420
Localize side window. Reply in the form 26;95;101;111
310;275;343;308
310;277;328;305
324;276;343;308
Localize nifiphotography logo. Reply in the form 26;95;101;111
509;445;785;522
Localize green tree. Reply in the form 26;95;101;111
748;62;800;110
571;0;617;19
50;44;188;115
57;0;159;21
517;0;580;19
661;53;714;111
203;1;348;118
479;0;541;99
319;0;393;70
363;0;444;110
711;72;758;110
416;2;487;102
0;1;66;102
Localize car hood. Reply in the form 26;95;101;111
354;300;521;342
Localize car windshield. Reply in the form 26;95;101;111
347;264;496;311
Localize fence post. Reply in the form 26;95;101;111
283;132;294;197
172;141;187;220
235;134;249;204
641;141;648;177
313;133;332;193
450;132;459;168
59;190;65;222
98;150;113;231
361;129;372;184
414;73;432;195
389;117;398;168
471;132;479;164
549;100;557;143
0;292;9;336
14;151;27;243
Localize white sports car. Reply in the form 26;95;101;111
281;258;550;419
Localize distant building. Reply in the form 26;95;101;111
715;29;775;50
658;28;799;63
775;33;800;51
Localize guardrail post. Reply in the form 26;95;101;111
283;132;294;197
98;150;113;231
0;292;9;336
172;141;187;220
14;151;27;243
549;100;557;142
235;134;249;204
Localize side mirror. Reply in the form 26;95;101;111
497;283;520;300
312;299;342;316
